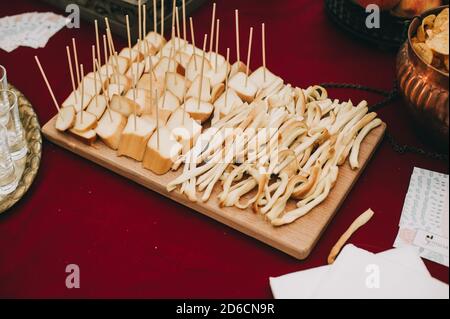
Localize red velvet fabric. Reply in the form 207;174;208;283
0;0;447;298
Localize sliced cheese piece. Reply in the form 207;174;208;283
174;51;191;69
69;128;97;145
145;32;166;51
95;109;126;150
72;111;97;132
183;97;213;123
249;66;278;90
124;88;150;115
229;61;246;77
117;115;157;161
256;76;284;100
185;54;213;82
213;89;243;117
142;126;182;175
166;108;202;154
180;43;203;57
154;57;179;80
125;61;145;81
157;90;180;124
62;90;92;112
211;83;225;104
228;72;258;103
166;72;187;102
86;95;108;119
119;47;142;62
186;75;211;102
55;106;76;131
136;73;165;98
110;94;135;117
207;61;229;87
107;55;129;74
105;83;127;100
144;55;161;73
109;73;132;92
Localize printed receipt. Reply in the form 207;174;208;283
394;167;449;267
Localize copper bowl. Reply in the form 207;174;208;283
396;5;449;148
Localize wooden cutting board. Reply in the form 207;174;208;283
42;116;386;260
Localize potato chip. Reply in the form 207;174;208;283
413;42;434;65
417;15;435;42
426;32;449;56
444;56;449;72
434;8;449;32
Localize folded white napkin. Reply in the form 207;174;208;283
270;245;448;299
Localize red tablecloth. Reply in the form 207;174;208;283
0;0;448;298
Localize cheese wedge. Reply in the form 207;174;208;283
157;90;180;124
136;73;165;98
78;74;103;96
125;61;145;81
256;76;284;100
108;55;129;74
213;89;244;117
207;61;229;87
117;115;157;161
62;90;92;112
86;95;107;119
183;97;213;123
166;72;186;102
55;106;76;131
180;43;203;57
110;94;135;117
98;64;115;79
211;83;225;104
72;111;97;132
160;37;188;57
144;55;161;73
95;110;127;150
154;57;179;80
124;88;150;115
69;128;97;145
119;47;142;62
185;54;213;82
186;75;211;102
230;61;247;77
142;126;182;175
109;73;132;93
166;108;202;154
105;83;128;100
248;66;278;90
174;51;191;69
145;32;166;51
228;72;258;103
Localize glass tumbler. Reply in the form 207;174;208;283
0;89;27;160
0;123;18;195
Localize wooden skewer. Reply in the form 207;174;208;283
235;10;240;64
138;0;142;42
327;209;375;264
170;38;178;85
215;19;220;71
262;23;266;82
34;56;60;113
95;59;113;122
143;4;147;39
153;0;157;34
155;88;160;150
171;0;176;39
102;35;110;82
104;18;117;54
175;7;181;50
224;47;230;110
162;47;174;110
197;34;208;109
72;38;80;85
126;15;136;101
245;27;253;87
65;46;78;104
94;20;101;66
92;45;98;106
189;17;197;71
182;0;187;46
209;3;216;54
147;48;153;116
80;64;85;123
160;0;164;57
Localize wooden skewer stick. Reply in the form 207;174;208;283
327;208;375;264
91;45;98;106
197;34;208;109
209;3;216;53
189;17;198;71
65;46;78;104
72;38;80;85
143;4;147;39
155;88;160;150
147;48;153;116
182;0;187;47
171;0;176;39
94;20;101;66
138;0;142;42
80;64;85;123
104;18;117;54
153;0;157;35
95;59;113;122
34;56;60;113
102;35;110;82
162;47;174;110
224;47;230;110
235;10;240;64
215;19;220;71
160;0;164;57
245;27;253;87
262;23;266;82
175;7;181;50
126;15;136;101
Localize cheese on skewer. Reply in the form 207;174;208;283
117;115;157;161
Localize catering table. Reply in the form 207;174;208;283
0;0;448;298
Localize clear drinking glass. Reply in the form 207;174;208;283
0;123;18;195
0;90;27;160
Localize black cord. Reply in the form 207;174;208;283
319;81;449;162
